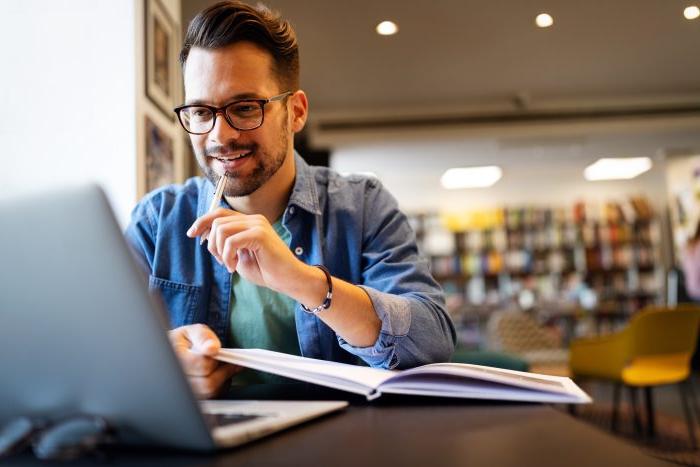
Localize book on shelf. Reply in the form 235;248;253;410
215;348;592;404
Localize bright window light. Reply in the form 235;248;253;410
376;21;398;36
440;166;503;189
583;157;653;181
535;13;554;28
684;6;700;20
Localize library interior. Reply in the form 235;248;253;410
2;0;700;465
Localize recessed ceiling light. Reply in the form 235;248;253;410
684;5;700;20
535;13;554;28
440;166;503;189
583;157;652;181
376;20;398;36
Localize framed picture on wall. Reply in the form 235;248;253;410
144;115;175;192
183;135;200;178
145;0;177;120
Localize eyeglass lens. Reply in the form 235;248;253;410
180;101;264;134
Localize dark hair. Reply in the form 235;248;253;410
180;1;299;91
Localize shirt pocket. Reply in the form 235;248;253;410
148;276;202;328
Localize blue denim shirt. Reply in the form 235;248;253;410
125;154;455;369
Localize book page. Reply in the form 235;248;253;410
216;348;395;395
216;349;591;404
381;363;591;403
379;373;589;403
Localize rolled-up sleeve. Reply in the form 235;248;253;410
336;180;456;369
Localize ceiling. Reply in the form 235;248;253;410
181;0;700;157
183;0;700;114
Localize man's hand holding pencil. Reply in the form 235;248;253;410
185;174;308;296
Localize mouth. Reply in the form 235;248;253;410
211;150;253;163
208;149;254;174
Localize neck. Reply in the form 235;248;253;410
223;151;296;223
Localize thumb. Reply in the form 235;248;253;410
186;324;222;356
194;338;220;356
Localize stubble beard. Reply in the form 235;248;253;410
194;121;289;197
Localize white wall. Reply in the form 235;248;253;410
0;0;189;227
0;1;136;226
665;153;700;250
330;129;700;215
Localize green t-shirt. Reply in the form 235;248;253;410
228;219;299;385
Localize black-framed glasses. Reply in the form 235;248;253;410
174;91;292;135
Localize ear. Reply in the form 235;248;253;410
288;90;308;134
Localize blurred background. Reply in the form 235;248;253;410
2;0;700;372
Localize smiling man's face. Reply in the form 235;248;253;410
183;41;292;197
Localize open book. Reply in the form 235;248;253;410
216;348;591;404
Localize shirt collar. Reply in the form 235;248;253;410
288;151;321;215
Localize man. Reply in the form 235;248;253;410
126;1;455;398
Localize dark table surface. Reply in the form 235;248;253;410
6;383;672;467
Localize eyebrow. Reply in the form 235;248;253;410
185;92;264;106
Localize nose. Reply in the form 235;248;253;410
208;109;241;144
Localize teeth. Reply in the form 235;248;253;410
216;151;251;162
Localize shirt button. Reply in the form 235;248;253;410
288;206;296;215
294;246;304;256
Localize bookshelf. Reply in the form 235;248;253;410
409;197;663;347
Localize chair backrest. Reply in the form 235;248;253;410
629;305;700;358
488;309;561;352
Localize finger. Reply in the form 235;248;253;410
190;364;242;399
222;235;251;273
187;218;212;238
199;228;210;246
170;334;218;377
185;324;221;356
214;218;245;261
168;326;192;351
169;325;221;376
209;217;248;265
221;229;263;257
221;243;239;274
237;248;256;268
207;220;222;264
179;352;219;377
216;220;255;271
187;208;237;238
206;216;228;263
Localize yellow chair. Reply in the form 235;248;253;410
569;305;700;446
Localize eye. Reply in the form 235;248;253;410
191;108;211;118
230;102;261;116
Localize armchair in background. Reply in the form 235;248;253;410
569;305;700;447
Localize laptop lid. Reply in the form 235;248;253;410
0;184;216;450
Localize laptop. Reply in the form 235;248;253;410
0;184;347;451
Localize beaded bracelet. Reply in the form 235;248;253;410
300;265;333;315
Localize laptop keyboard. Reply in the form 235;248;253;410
203;412;266;427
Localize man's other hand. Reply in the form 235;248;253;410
168;324;240;399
